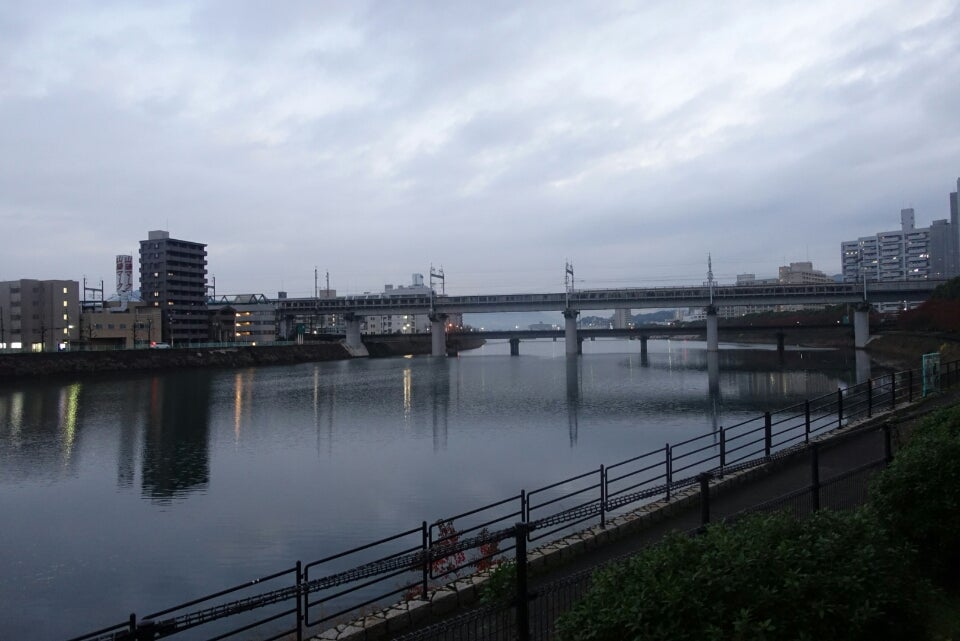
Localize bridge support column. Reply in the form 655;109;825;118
564;309;579;356
705;305;719;352
343;313;368;357
509;338;520;356
430;314;448;357
640;335;648;358
854;304;870;349
776;331;785;354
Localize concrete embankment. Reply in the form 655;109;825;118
0;343;352;381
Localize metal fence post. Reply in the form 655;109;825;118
515;523;531;641
804;400;811;443
128;613;137;640
810;444;820;512
837;388;844;427
719;428;726;478
665;444;672;500
296;561;303;641
867;378;873;418
520;489;527;530
698;472;711;528
909;370;914;403
890;373;896;410
421;521;429;599
764;412;772;457
600;465;606;529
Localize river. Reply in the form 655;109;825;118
0;338;863;640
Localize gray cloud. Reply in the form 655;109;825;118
0;0;958;296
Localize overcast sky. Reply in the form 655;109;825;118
1;1;958;297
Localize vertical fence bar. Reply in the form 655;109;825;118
719;428;726;478
909;370;914;403
810;444;820;512
837;388;844;427
600;465;606;529
890;373;896;410
665;444;672;500
421;521;429;598
804;400;811;443
867;379;873;418
515;524;530;641
764;412;772;457
128;614;137;640
296;561;303;641
698;473;711;528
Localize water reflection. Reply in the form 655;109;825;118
566;356;580;446
855;350;872;384
707;352;721;434
430;361;450;451
141;372;212;501
0;385;82;481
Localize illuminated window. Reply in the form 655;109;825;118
62;287;68;294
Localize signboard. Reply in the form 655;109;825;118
922;352;940;398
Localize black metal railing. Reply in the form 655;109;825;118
66;359;955;641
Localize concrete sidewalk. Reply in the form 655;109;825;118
391;388;958;641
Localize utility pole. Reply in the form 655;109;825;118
707;253;715;305
429;265;445;295
565;261;575;308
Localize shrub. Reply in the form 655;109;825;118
555;510;927;641
869;407;960;587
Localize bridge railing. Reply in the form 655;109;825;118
66;358;957;641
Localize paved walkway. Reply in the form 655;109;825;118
384;387;960;641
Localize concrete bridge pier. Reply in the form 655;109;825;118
854;304;871;349
705;305;719;352
776;332;785;354
509;338;520;356
564;310;580;356
640;335;648;358
430;313;448;357
343;313;368;357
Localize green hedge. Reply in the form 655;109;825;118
555;509;927;641
869;407;960;586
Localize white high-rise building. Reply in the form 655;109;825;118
842;179;960;284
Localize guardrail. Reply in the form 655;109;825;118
66;358;958;641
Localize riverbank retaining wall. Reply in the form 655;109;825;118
0;343;353;381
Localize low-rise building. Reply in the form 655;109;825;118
207;294;278;344
79;300;162;349
0;279;80;351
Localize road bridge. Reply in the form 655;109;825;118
277;279;943;356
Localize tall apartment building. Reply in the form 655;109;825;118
0;279;80;351
842;179;960;284
139;230;208;344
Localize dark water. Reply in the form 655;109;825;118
0;339;860;640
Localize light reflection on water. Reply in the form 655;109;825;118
0;339;860;640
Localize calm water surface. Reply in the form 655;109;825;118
0;339;861;640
